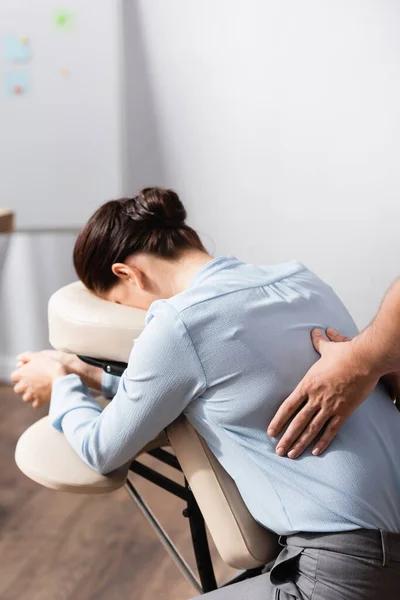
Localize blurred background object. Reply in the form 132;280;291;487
0;209;14;234
0;209;14;290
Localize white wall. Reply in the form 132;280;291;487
0;0;122;380
126;0;400;327
0;0;124;228
0;232;76;380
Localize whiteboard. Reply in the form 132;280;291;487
0;0;124;229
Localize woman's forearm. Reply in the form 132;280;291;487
353;279;400;376
64;355;103;391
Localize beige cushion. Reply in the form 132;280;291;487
168;415;279;569
0;209;14;233
15;416;129;494
48;281;146;362
15;415;168;494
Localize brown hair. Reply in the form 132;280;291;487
73;187;205;293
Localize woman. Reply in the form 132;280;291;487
12;187;400;599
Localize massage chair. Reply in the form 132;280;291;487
15;281;279;594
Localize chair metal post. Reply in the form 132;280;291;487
124;477;202;594
184;479;218;593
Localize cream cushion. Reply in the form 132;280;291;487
168;415;279;569
15;415;168;494
15;416;128;494
48;281;146;362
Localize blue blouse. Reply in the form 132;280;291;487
50;256;400;535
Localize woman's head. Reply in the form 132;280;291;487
73;187;208;309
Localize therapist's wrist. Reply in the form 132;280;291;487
351;330;388;380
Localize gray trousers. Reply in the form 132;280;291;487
194;530;400;599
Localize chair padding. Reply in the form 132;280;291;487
48;281;146;362
15;415;169;494
15;416;129;494
168;415;280;569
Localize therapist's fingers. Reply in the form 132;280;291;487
325;329;351;343
274;404;319;456
285;411;333;458
311;415;344;456
310;329;330;355
267;386;308;437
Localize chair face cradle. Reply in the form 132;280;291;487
15;281;279;594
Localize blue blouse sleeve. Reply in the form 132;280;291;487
101;372;121;399
49;301;206;474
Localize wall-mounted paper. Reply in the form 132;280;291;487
4;71;29;97
54;9;76;32
3;35;31;63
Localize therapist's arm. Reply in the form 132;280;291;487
354;278;400;373
49;303;206;474
268;278;400;458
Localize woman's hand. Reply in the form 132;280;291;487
17;349;75;369
11;354;67;408
16;350;103;394
267;328;381;459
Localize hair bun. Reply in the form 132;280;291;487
125;187;187;229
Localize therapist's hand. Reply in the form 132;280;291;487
267;328;381;459
11;354;67;408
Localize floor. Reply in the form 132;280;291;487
0;386;235;600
